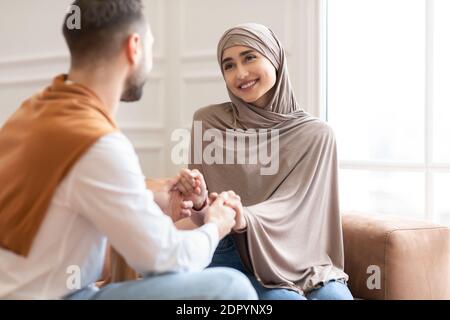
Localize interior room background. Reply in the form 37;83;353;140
0;0;448;227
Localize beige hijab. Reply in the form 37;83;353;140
189;23;348;294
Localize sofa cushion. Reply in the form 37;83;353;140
342;212;450;300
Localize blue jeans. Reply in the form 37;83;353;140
208;236;353;300
64;267;258;300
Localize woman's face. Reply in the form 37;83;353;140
221;45;277;108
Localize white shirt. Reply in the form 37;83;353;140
0;132;219;300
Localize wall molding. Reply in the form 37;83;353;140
178;0;292;60
133;144;165;152
0;53;69;68
149;0;165;60
0;71;164;88
120;125;165;132
0;53;164;69
133;144;166;177
294;0;323;118
179;73;225;127
181;73;223;82
0;77;53;87
181;51;217;62
123;75;166;127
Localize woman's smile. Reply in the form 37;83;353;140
238;79;259;91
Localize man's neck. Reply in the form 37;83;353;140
67;67;124;118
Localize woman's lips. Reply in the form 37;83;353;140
238;79;258;91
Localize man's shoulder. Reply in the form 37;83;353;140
94;131;132;147
76;131;138;171
66;130;145;196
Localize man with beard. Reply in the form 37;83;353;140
0;0;257;300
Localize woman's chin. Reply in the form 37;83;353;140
242;96;262;106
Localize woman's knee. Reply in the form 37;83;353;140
206;267;258;300
258;288;306;300
307;280;353;300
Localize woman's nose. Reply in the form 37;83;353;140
236;65;249;80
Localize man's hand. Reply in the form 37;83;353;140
210;190;246;232
146;177;194;222
205;192;237;239
176;169;208;210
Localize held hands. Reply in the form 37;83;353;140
176;169;208;211
147;168;246;238
204;192;237;239
175;169;247;235
209;191;247;232
147;168;209;222
205;191;247;240
146;177;194;222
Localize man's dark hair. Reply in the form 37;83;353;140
63;0;146;67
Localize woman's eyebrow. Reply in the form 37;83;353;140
239;50;255;56
222;50;256;65
221;57;233;65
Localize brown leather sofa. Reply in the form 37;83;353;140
342;212;450;300
99;212;450;300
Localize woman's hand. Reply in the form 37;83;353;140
210;190;247;232
176;169;208;210
204;193;237;239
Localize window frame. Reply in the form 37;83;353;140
322;0;450;223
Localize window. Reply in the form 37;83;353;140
325;0;450;226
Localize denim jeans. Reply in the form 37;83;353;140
208;235;353;300
64;267;258;300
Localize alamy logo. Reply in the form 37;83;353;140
66;5;81;30
66;265;81;290
171;121;280;175
366;265;381;290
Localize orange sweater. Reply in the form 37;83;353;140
0;74;117;256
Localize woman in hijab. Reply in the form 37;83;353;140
189;23;353;300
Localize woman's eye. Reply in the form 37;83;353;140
223;63;234;71
245;55;256;62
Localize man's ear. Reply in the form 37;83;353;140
125;33;141;65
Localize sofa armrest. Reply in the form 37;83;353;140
342;212;450;300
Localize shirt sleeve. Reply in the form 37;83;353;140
67;132;219;274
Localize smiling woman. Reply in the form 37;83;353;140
221;46;277;108
189;23;353;300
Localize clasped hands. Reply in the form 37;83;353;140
146;169;247;236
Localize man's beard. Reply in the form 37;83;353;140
121;67;147;102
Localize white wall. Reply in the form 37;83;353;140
0;0;321;178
